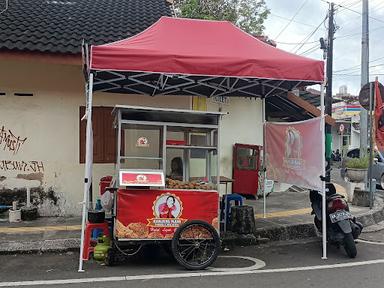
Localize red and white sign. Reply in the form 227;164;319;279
265;117;323;190
375;80;384;150
115;189;219;240
119;170;165;187
136;137;149;147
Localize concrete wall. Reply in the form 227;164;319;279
0;59;190;216
0;58;263;215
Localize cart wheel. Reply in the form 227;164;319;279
171;220;220;270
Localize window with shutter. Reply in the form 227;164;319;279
79;106;119;164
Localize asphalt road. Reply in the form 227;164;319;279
1;228;384;288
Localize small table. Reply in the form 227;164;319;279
219;176;234;196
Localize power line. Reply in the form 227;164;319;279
291;16;328;53
336;0;361;13
335;1;384;25
275;40;318;45
299;44;320;56
274;0;309;40
334;56;384;73
336;24;384;39
269;13;317;28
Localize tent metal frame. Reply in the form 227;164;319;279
78;42;327;272
91;70;308;99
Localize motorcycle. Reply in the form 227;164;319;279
310;183;363;258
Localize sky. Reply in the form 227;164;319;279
263;0;384;96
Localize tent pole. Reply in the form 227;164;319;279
78;73;94;272
262;97;267;218
320;82;327;260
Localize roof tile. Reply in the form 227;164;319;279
0;0;172;54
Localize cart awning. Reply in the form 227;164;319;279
89;16;324;97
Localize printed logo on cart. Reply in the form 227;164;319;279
120;172;164;186
136;137;149;147
283;126;305;170
136;174;148;183
147;193;186;227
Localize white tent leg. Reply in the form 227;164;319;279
78;73;94;272
262;97;267;218
320;82;327;260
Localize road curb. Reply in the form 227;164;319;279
253;196;384;243
1;197;384;254
0;238;80;255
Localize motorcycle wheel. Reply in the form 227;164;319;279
344;233;357;258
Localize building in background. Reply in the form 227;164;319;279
331;86;361;155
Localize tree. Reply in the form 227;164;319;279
173;0;270;35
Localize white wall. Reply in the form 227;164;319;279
0;59;264;215
0;59;190;215
207;98;263;194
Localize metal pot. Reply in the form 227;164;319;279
88;210;105;223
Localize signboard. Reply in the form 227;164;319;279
359;82;371;110
265;117;323;190
359;81;384;110
375;80;384;150
119;170;165;187
115;189;219;240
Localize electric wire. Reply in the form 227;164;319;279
275;40;318;45
274;0;309;40
334;57;384;73
335;2;384;25
291;16;328;54
269;13;317;28
299;44;321;56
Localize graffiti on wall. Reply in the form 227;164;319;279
0;125;27;155
0;124;62;215
0;160;44;173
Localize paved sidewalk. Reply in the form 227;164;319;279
1;181;383;254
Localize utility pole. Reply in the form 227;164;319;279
360;0;369;157
325;2;335;181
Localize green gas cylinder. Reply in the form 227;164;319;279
93;235;111;262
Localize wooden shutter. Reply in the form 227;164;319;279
103;108;117;163
79;106;116;163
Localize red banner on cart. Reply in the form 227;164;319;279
119;170;165;187
116;189;219;240
265;118;323;190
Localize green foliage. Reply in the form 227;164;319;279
346;156;369;169
173;0;270;34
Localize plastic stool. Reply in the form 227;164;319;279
82;221;110;261
222;194;244;230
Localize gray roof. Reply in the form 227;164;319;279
0;0;172;54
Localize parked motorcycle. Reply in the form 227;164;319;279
310;183;363;258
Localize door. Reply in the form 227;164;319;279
232;143;261;196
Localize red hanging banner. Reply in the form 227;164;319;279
375;80;384;150
265;118;323;190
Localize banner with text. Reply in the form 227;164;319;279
265;117;323;190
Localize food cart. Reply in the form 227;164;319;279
79;16;325;272
105;105;225;270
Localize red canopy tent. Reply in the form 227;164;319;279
87;16;323;97
79;17;327;271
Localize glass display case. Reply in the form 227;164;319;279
114;105;224;191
